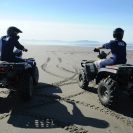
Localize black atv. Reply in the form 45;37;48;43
0;50;39;101
78;49;133;108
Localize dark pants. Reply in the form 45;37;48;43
1;55;25;63
9;57;25;63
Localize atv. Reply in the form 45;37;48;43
78;49;133;108
0;49;39;100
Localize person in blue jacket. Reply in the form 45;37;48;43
94;28;127;68
0;26;28;62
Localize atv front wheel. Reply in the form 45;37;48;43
78;69;88;89
97;77;118;108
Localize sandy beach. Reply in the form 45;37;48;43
0;45;133;133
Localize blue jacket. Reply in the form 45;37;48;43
1;35;24;62
103;39;127;64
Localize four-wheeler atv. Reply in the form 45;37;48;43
0;49;39;100
78;49;133;108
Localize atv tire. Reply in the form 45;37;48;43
97;77;118;108
20;74;34;101
129;93;133;100
33;66;39;86
78;69;88;89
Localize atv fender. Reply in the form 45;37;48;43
24;63;32;70
96;68;117;84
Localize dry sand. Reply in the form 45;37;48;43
0;45;133;133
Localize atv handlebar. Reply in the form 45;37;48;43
23;48;28;52
93;48;110;59
94;48;100;53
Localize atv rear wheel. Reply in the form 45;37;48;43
33;66;39;86
129;93;133;100
78;69;88;89
97;77;118;108
20;74;34;101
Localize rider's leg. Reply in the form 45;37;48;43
10;56;25;62
14;57;25;62
99;58;114;68
94;59;104;69
94;58;114;68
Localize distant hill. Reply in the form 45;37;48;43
73;40;99;44
22;39;100;45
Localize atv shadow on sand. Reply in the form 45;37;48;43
0;90;20;114
0;82;109;130
83;84;133;119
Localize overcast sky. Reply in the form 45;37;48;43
0;0;133;43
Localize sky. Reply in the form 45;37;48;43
0;0;133;43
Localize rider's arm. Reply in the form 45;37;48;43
14;39;24;49
95;46;104;50
14;39;27;52
95;41;113;51
102;41;114;49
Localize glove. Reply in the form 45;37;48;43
16;35;20;40
94;48;100;52
23;48;28;52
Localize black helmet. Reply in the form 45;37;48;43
7;26;22;36
113;28;124;40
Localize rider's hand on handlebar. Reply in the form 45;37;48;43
94;48;100;52
23;48;28;52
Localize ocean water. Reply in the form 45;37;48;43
127;44;133;50
22;40;133;50
76;43;133;50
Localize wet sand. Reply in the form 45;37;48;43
0;45;133;133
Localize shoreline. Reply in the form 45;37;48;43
24;44;133;50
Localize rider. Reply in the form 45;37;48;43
94;28;127;68
0;26;28;62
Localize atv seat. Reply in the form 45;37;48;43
106;64;133;70
0;61;8;64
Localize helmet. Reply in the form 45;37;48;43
113;28;124;40
7;26;22;36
